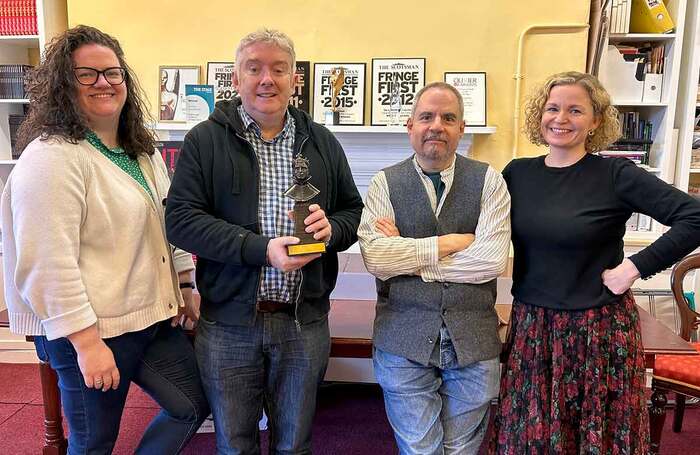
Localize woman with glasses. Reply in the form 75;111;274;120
1;25;209;454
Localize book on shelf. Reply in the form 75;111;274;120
8;113;26;159
597;150;647;164
629;0;675;34
610;0;632;34
691;149;700;169
0;64;32;99
0;1;38;36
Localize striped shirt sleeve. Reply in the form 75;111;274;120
358;171;439;281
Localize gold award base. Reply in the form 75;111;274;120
287;201;327;256
288;242;326;256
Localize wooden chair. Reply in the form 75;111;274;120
652;253;700;432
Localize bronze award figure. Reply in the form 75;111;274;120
284;155;327;255
325;66;345;125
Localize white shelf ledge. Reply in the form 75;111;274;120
609;33;676;42
689;168;700;174
0;99;29;104
152;122;194;131
0;35;39;47
328;125;496;134
0;160;18;165
624;230;659;246
152;123;497;135
613;100;668;107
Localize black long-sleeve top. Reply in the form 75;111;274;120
503;153;700;310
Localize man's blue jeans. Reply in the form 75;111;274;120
195;311;330;455
34;321;210;455
373;332;500;455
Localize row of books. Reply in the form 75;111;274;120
691;149;700;170
618;111;653;144
607;0;675;34
608;0;632;34
0;64;32;99
615;43;665;74
626;213;653;232
597;150;647;165
597;112;653;165
8;114;26;159
0;0;38;36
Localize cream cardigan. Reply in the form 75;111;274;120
1;137;194;340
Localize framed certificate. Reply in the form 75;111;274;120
312;62;366;126
159;66;200;123
444;72;487;127
290;61;311;114
371;58;425;126
206;62;237;102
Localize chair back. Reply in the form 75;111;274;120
671;253;700;341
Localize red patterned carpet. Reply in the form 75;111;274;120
0;363;697;454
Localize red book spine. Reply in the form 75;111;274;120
17;0;27;35
0;1;6;36
31;0;37;34
11;0;18;35
22;0;28;35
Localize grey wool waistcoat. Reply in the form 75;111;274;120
373;155;501;367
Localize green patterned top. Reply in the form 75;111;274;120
85;131;153;199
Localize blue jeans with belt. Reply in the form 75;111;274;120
34;320;210;455
195;311;330;455
373;327;500;455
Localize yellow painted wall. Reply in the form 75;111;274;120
66;0;591;169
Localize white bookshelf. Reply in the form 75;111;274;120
675;0;700;196
0;2;67;356
609;33;676;43
0;0;67;162
674;0;700;298
599;0;689;237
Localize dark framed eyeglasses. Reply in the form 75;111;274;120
73;67;126;86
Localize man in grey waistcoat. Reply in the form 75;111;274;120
358;82;511;454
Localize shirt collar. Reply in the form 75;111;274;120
412;154;456;178
238;105;294;143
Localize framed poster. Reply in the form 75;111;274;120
312;62;366;126
159;66;200;123
444;72;487;127
371;58;425;126
207;62;237;102
290;61;311;114
185;85;215;123
156;140;184;179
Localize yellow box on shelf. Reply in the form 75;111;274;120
629;0;675;34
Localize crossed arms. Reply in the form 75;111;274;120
358;166;511;284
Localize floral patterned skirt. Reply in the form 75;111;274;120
491;292;649;454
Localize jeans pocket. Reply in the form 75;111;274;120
198;315;217;326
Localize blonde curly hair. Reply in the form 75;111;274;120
523;71;621;152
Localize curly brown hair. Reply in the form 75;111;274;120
523;71;621;152
16;25;154;158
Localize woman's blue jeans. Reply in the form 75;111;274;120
34;321;210;455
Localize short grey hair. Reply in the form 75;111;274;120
235;28;296;73
410;81;464;120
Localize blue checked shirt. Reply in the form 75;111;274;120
238;106;301;304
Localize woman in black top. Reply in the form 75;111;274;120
491;71;700;454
